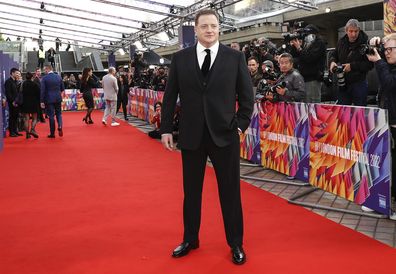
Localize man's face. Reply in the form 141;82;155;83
248;59;259;74
158;68;165;75
384;40;396;65
44;66;50;74
11;70;20;79
279;57;293;73
195;14;219;48
14;71;21;81
231;43;240;51
35;69;41;77
346;26;360;43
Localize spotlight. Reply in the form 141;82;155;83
40;1;45;10
122;33;127;38
39;29;43;34
325;7;331;13
40;18;44;24
110;41;114;46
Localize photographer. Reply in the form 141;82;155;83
289;24;327;103
131;52;147;85
264;53;305;102
152;66;168;91
247;57;263;88
329;19;373;106
243;38;275;65
366;34;396;218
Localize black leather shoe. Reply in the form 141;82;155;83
172;241;199;258
47;134;55;138
231;246;246;265
9;133;18;137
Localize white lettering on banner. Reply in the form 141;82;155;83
314;141;379;168
262;131;305;148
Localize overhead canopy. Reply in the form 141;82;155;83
0;0;324;52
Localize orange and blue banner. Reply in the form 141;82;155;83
260;101;310;181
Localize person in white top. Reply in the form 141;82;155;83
102;67;120;126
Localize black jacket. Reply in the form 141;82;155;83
160;43;254;150
329;31;373;85
292;36;327;82
5;77;18;105
375;59;396;125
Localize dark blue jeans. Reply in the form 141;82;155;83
337;80;368;106
46;102;62;135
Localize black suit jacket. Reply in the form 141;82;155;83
161;43;254;150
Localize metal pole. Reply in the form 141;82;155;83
240;175;310;186
288;187;388;219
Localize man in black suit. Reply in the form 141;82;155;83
160;9;254;265
4;68;23;137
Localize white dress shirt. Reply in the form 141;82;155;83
196;41;219;70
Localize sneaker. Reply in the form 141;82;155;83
111;122;120;127
361;205;375;212
102;120;107;125
390;211;396;221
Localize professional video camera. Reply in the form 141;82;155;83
359;41;385;55
331;64;346;87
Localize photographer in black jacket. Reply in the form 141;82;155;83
367;34;396;219
329;19;373;106
290;24;326;103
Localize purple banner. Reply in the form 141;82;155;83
240;102;261;164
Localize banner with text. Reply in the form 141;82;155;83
61;88;105;111
309;104;391;215
260;101;310;182
240;102;261;164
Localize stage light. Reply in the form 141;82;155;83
40;2;45;10
122;33;127;38
159;58;164;64
325;7;331;13
39;29;43;34
40;18;44;24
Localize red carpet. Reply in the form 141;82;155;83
1;111;396;274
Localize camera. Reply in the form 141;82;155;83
359;42;384;55
331;64;346;87
256;80;286;101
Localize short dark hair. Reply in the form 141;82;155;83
247;56;259;64
194;9;219;25
26;72;33;80
10;68;19;74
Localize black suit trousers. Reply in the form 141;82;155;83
8;103;19;135
181;125;243;248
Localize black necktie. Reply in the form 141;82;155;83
201;49;211;76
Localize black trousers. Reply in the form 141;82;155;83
181;125;243;248
8;103;19;135
117;97;128;119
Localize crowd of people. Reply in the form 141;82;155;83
2;16;395;216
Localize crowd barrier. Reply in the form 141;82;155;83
62;87;392;216
241;101;391;216
61;88;105;111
